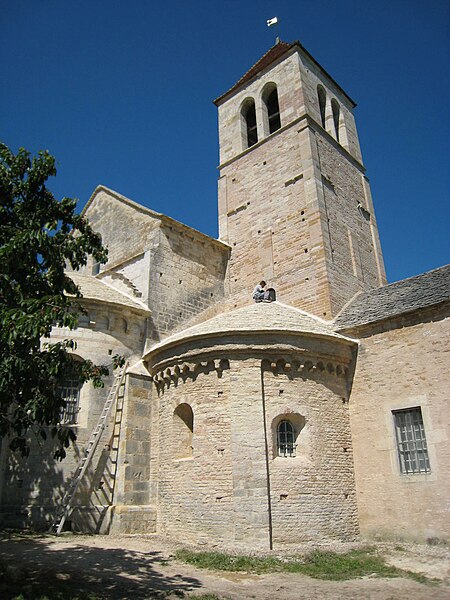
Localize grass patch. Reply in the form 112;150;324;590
187;595;227;600
175;547;435;583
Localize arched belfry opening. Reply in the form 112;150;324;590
241;99;258;149
317;85;327;129
262;84;281;134
331;99;340;142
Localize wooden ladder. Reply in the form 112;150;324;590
52;363;127;535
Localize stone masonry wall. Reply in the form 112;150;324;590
0;303;144;531
147;224;229;342
263;364;359;545
157;361;238;546
151;334;357;549
219;124;337;317
347;307;450;543
217;47;385;318
84;189;160;272
110;373;155;534
315;129;386;314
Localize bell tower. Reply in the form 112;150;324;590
214;41;386;319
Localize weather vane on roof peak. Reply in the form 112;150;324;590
266;16;280;45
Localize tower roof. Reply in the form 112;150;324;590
214;41;294;105
214;40;356;108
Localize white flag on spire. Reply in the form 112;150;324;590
267;17;278;27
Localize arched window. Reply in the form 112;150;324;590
317;85;327;129
263;86;281;134
277;420;296;457
58;375;82;425
331;99;340;142
95;312;109;331
77;312;90;328
173;403;194;459
242;100;258;148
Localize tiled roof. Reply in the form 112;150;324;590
148;301;353;355
214;42;294;105
334;265;450;330
68;272;150;314
214;40;356;107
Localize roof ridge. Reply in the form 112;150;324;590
231;41;291;92
275;300;334;325
376;263;450;290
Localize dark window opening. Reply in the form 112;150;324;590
317;86;326;129
266;88;281;134
244;102;258;148
331;99;340;142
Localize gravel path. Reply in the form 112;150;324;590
0;533;448;599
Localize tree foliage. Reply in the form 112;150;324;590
0;142;110;459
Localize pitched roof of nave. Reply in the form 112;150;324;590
147;301;354;356
68;272;150;314
84;185;230;251
334;264;450;330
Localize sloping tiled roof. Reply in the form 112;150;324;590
68;272;150;314
214;42;294;105
334;265;450;330
214;40;357;107
148;301;353;356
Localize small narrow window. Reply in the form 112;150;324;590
58;376;81;425
173;403;194;459
331;99;340;142
277;420;296;457
243;101;258;148
317;85;326;129
266;88;281;134
393;407;430;474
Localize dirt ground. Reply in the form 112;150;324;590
0;533;449;600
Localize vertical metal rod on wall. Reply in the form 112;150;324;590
260;364;273;550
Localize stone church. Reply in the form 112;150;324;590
1;40;449;549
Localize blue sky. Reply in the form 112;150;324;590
1;0;449;283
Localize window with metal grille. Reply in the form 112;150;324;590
277;420;296;457
58;377;81;425
393;407;430;474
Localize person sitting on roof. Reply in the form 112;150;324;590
252;281;267;302
252;281;276;303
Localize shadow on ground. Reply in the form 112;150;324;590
0;534;202;599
